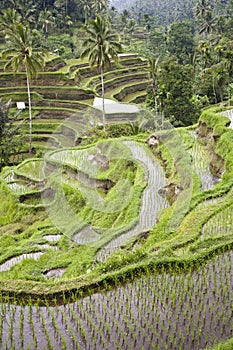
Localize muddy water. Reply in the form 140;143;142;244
43;268;66;279
0;252;44;272
43;234;62;242
34;244;59;250
1;250;232;350
0;246;59;273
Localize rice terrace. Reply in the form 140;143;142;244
0;0;233;349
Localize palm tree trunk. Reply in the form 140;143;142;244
212;74;217;104
26;69;33;155
65;0;68;16
101;67;106;132
228;77;231;107
161;110;164;129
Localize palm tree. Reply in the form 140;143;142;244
196;40;211;68
81;15;122;132
38;9;55;36
91;0;107;14
127;18;136;45
81;0;92;23
199;9;218;38
0;8;21;34
194;0;218;40
2;22;45;154
120;9;129;43
194;0;211;20
8;0;37;26
148;56;160;110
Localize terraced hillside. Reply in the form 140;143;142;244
0;49;233;349
0;54;148;156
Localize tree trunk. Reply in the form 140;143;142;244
26;70;33;155
161;110;164;129
228;80;231;107
212;74;217;104
65;0;68;16
101;67;106;132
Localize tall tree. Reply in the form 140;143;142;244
81;14;122;132
127;18;137;44
91;0;108;14
38;9;55;36
81;0;92;23
195;40;212;68
120;9;129;42
156;57;200;126
148;27;167;58
0;8;21;34
2;21;45;154
194;0;212;20
199;9;218;38
167;21;196;64
194;0;218;41
7;0;37;26
147;56;160;110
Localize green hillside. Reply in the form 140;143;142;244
0;1;233;349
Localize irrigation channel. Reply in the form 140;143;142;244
96;141;169;261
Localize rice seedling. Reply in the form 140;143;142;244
187;132;218;190
16;159;46;183
202;204;233;239
0;252;45;272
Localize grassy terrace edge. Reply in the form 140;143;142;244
207;337;233;350
0;242;232;301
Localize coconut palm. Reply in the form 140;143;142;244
81;0;92;23
194;0;211;20
0;8;21;34
8;0;37;26
81;15;122;132
38;9;55;36
199;10;218;37
194;0;218;39
148;56;160;108
2;22;45;154
120;9;130;43
91;0;107;14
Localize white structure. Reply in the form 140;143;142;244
16;102;26;110
93;97;139;115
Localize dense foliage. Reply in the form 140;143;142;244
0;100;25;170
1;0;233;125
110;0;231;25
0;0;110;27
